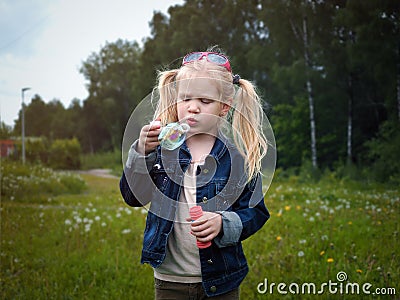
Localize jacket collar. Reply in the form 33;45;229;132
179;132;231;165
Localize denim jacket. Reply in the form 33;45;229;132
120;135;269;297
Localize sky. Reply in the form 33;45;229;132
0;0;184;126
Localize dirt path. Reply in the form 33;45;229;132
78;169;119;179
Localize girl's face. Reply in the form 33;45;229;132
176;76;230;136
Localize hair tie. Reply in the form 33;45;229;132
233;74;241;85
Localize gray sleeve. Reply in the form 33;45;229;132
213;211;243;247
125;140;157;174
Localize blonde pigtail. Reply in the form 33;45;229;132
155;69;179;125
232;79;268;181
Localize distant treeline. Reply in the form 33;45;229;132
2;0;399;181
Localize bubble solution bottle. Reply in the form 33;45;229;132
189;206;212;249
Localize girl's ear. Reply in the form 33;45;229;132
220;98;232;117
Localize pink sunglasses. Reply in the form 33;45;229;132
182;52;232;72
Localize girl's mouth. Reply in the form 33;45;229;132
186;117;198;126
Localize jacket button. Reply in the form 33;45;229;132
207;259;213;265
210;286;217;293
202;197;208;203
203;168;209;174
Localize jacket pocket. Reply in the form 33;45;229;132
206;179;240;211
221;243;247;271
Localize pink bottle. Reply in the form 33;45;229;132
189;206;212;249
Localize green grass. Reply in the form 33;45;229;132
1;167;399;299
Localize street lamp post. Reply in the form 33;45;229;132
21;87;31;164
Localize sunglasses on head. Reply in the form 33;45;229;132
182;52;232;72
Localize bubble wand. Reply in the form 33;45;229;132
150;121;190;150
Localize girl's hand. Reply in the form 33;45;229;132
137;120;161;155
188;212;222;243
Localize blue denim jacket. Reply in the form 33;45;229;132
120;135;269;297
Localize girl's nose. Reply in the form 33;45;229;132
187;101;200;113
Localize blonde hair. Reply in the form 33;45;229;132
154;59;267;181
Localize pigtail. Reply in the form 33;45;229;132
154;69;179;125
232;79;268;181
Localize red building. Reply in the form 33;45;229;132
0;140;16;157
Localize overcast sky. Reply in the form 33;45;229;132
0;0;184;126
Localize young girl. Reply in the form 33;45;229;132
120;49;270;299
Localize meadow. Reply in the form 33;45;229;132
1;162;399;299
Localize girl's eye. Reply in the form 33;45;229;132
201;99;213;104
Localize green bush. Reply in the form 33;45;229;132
81;149;121;175
364;121;400;184
48;138;82;170
12;137;50;163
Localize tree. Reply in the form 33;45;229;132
80;39;142;151
0;122;13;139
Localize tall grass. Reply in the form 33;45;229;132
1;160;86;202
1;165;398;299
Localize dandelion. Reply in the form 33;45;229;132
116;213;121;218
298;251;305;257
95;216;101;221
122;229;131;234
65;219;72;225
101;222;107;227
327;258;334;263
356;269;362;273
276;236;282;241
320;251;325;256
284;205;291;211
299;239;307;244
348;221;352;225
309;217;315;222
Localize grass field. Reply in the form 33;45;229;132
1;164;399;299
